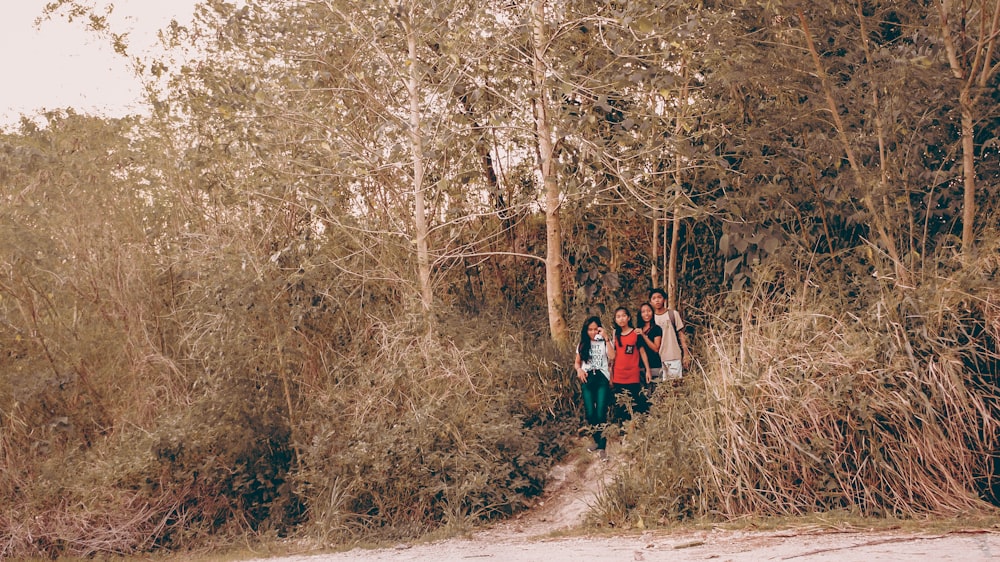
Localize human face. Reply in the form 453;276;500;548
586;321;600;340
640;304;654;324
649;292;665;312
614;308;630;328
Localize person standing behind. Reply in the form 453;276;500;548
649;288;692;381
611;307;650;421
574;316;615;459
636;302;664;394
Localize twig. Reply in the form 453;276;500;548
783;534;948;560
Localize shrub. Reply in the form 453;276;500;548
294;313;573;542
595;248;1000;526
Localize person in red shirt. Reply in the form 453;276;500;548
611;306;650;423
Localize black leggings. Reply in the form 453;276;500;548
581;372;611;450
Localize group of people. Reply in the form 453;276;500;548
572;288;692;459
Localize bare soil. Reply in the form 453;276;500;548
245;441;1000;562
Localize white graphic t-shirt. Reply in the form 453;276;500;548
579;337;610;379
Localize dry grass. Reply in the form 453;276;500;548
594;251;1000;526
292;311;574;544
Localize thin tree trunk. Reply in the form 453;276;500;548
937;0;999;255
960;102;977;252
531;0;567;343
667;56;690;308
668;208;680;310
403;12;433;311
799;10;910;286
662;213;668;288
651;216;658;287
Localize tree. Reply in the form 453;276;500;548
937;0;1000;255
151;0;525;321
529;0;569;343
694;1;999;296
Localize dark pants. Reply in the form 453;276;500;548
581;371;611;450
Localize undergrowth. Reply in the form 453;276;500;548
591;244;1000;528
0;294;572;558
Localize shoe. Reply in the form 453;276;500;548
598;449;608;462
587;444;600;453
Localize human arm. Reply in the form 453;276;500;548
605;338;615;387
574;350;587;382
679;329;692;370
640;346;651;384
640;326;662;354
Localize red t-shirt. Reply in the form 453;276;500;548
612;329;642;384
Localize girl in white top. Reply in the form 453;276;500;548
574;316;615;456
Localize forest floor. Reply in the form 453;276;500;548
242;438;1000;562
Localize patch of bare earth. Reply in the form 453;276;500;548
482;444;612;538
247;440;1000;562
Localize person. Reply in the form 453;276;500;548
636;302;664;395
649;288;692;381
610;306;650;422
574;316;614;460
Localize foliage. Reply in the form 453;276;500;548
296;313;573;540
699;0;999;290
595;242;1000;524
2;0;999;557
0;106;575;558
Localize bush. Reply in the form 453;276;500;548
594;250;1000;526
294;313;574;542
0;300;574;558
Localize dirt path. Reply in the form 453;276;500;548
254;528;999;561
246;444;1000;562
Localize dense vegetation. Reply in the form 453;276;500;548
1;0;998;558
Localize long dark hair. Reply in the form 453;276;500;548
613;306;633;347
636;302;654;330
578;316;602;363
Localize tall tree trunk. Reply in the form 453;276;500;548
938;0;1000;256
668;143;681;309
668;205;680;310
403;11;433;312
651;216;658;288
531;0;568;343
667;56;690;309
960;101;977;252
662;214;669;288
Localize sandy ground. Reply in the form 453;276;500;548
245;442;1000;562
252;529;1000;561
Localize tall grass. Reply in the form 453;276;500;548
0;253;574;559
595;250;1000;525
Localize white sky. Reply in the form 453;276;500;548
0;1;198;126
